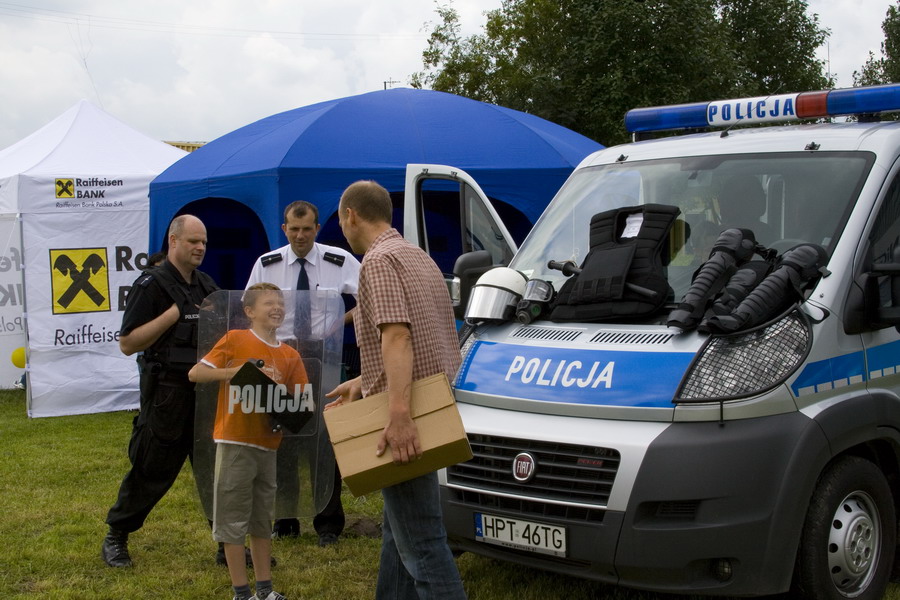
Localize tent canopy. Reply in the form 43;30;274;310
0;99;186;415
150;88;603;264
0;100;186;213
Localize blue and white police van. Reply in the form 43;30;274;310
403;83;900;599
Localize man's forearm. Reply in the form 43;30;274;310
119;304;179;355
380;323;413;415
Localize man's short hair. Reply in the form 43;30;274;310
340;181;392;224
283;201;319;225
243;282;282;309
168;214;198;238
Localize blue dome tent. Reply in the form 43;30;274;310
149;88;602;289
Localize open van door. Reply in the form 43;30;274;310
404;164;518;318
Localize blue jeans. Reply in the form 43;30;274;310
376;472;466;600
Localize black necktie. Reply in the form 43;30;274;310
297;258;309;291
295;258;311;339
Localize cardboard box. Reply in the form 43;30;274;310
323;372;473;496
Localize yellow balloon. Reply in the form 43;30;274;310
11;347;25;369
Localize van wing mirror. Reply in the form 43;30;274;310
451;250;494;321
871;258;900;323
844;248;900;333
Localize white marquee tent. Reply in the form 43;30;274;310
0;100;187;417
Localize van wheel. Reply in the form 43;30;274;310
793;456;896;600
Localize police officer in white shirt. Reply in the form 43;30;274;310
246;202;359;334
245;200;360;546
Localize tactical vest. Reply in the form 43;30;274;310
144;265;218;371
550;204;681;322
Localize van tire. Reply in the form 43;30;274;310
792;456;896;600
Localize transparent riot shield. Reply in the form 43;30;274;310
194;288;344;521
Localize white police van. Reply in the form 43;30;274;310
403;83;900;599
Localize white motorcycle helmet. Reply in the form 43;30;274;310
465;267;529;323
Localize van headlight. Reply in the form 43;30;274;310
675;309;812;402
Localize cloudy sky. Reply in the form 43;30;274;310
0;0;893;149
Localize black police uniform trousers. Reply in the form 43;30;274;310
105;373;196;533
274;338;345;536
314;456;345;536
275;433;345;536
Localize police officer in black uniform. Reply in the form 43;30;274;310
101;214;219;568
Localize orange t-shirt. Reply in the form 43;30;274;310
201;329;309;450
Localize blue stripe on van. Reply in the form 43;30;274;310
791;340;900;396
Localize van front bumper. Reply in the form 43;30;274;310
441;410;828;596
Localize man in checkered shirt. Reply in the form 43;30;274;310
326;180;466;599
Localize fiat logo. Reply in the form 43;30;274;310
512;452;537;483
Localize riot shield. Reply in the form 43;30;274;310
194;288;344;521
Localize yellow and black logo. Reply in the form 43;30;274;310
50;248;111;314
55;179;75;198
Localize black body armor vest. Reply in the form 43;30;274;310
551;204;681;322
145;265;218;370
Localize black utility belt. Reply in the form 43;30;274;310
155;369;192;386
138;357;191;383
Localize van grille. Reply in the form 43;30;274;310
589;331;674;345
450;488;607;523
511;326;583;342
446;434;620;513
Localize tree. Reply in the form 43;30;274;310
412;0;831;146
855;2;900;86
410;4;497;101
719;0;830;96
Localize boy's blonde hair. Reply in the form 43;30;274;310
243;282;282;309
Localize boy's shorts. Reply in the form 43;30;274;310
212;442;277;545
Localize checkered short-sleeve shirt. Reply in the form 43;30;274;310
355;228;461;397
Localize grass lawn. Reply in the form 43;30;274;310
2;388;899;600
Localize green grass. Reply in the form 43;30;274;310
1;388;899;600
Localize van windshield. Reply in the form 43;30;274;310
510;151;873;304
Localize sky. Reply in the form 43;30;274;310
0;0;894;149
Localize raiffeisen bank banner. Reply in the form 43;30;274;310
23;173;156;417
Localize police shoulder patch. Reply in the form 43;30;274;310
323;252;346;267
261;252;283;267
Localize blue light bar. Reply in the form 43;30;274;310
622;102;709;133
827;84;900;115
624;83;900;134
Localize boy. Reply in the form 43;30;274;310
189;283;309;600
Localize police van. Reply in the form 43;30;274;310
403;83;900;598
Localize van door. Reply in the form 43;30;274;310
861;166;900;391
403;164;517;275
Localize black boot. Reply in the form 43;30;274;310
101;528;132;568
272;518;300;539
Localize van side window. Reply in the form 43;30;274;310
869;174;900;308
464;184;514;267
870;175;900;266
418;180;514;274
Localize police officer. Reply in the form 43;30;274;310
101;214;219;568
246;200;360;546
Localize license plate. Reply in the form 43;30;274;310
474;512;566;557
